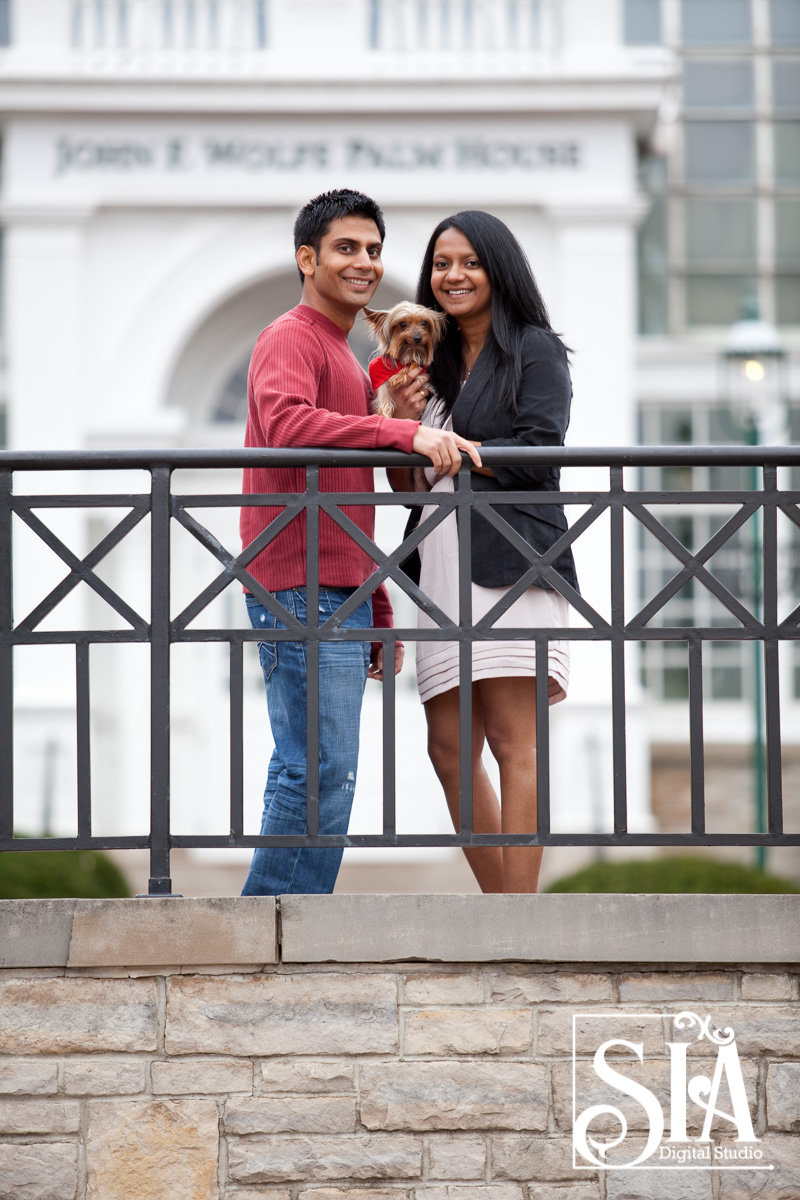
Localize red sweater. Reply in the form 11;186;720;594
241;305;418;628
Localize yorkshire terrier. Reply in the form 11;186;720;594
364;302;447;417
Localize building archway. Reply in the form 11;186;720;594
165;272;408;433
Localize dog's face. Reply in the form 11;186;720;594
363;302;447;367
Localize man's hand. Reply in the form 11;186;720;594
369;643;404;680
412;425;482;477
386;366;429;421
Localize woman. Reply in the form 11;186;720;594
393;210;578;894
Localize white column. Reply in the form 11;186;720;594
5;215;90;835
5;216;88;453
547;203;654;840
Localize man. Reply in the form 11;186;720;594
240;189;479;895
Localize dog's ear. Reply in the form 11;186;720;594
362;308;389;339
430;309;449;340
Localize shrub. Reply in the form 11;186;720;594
545;855;800;895
0;846;130;899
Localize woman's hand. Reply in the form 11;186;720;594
466;440;495;477
386;366;429;420
368;644;404;680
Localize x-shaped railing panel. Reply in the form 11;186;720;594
12;498;150;635
629;499;762;631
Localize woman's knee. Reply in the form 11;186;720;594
484;726;536;768
427;731;460;779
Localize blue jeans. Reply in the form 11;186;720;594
242;587;372;895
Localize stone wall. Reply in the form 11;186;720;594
0;896;799;1200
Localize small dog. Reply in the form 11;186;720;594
364;302;447;417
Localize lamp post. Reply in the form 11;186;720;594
721;299;787;872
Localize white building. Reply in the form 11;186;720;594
1;0;797;886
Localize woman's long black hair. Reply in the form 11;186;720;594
415;210;563;413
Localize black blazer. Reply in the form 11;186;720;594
450;325;579;594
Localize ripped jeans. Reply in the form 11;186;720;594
241;588;372;895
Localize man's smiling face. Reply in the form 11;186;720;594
297;215;384;328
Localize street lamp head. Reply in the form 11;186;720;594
723;295;785;363
719;296;787;443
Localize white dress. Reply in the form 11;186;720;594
415;414;571;706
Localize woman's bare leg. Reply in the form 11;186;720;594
476;676;541;894
424;686;504;893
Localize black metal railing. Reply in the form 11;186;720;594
1;445;798;894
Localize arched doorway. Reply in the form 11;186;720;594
165;271;408;431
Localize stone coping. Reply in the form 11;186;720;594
1;893;799;968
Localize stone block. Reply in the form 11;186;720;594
553;1060;671;1134
617;972;735;1002
86;1099;220;1200
68;897;277;967
767;1061;800;1130
539;1010;665;1058
279;895;800;963
490;1135;585;1181
226;1192;291;1200
0;1099;80;1134
520;1187;600;1200
225;1192;291;1200
0;977;158;1054
224;1095;357;1134
0;1059;58;1095
0;900;75;968
359;1062;547;1132
0;1142;78;1200
428;1135;487;1180
740;972;793;1001
260;1060;355;1094
296;1190;408;1200
413;1189;523;1200
403;1008;532;1056
488;971;613;1005
605;1166;713;1199
152;1059;252;1096
666;1005;800;1056
227;1134;423;1183
166;973;398;1056
403;974;486;1006
717;1134;800;1199
64;1060;146;1096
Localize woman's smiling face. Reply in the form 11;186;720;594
430;227;492;325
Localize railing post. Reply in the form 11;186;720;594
147;464;177;895
456;459;473;840
609;465;628;836
0;469;13;841
305;465;320;839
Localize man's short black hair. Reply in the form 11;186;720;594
293;189;385;279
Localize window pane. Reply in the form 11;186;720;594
638;155;669;334
776;274;800;322
682;0;751;45
0;0;10;46
686;274;757;324
775;122;800;181
685;122;755;182
625;0;661;44
776;198;800;261
770;0;800;45
686;197;756;262
773;60;800;111
684;60;754;110
660;410;693;443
